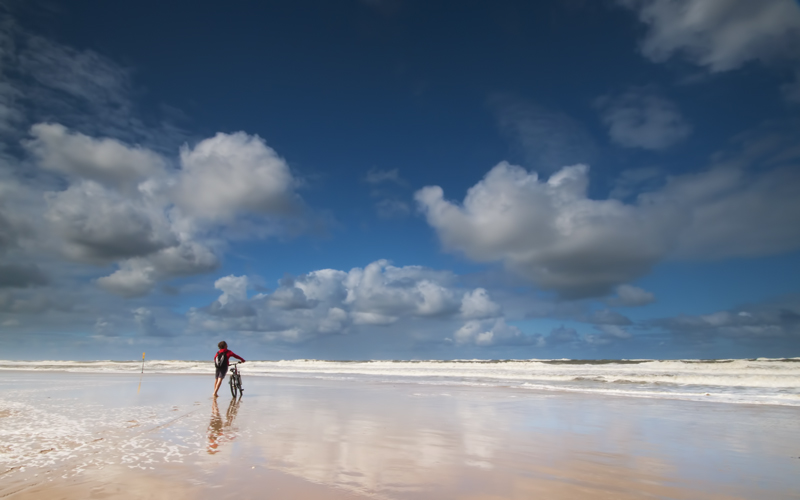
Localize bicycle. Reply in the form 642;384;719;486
229;362;243;398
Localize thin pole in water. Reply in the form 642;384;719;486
141;352;145;374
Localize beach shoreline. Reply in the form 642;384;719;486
1;371;799;499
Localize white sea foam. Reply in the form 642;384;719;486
1;358;799;406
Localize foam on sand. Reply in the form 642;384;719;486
2;357;798;406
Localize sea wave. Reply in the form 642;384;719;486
2;358;799;406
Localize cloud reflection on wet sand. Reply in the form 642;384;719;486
2;373;799;499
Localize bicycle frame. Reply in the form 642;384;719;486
229;362;243;398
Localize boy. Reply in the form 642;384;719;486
213;341;245;397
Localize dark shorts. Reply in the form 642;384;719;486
215;364;229;379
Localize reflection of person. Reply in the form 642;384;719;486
213;340;245;397
207;397;240;454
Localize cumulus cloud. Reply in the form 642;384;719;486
16;120;316;297
96;241;219;298
619;0;800;72
44;180;177;263
595;88;692;150
416;142;800;298
24;123;168;191
489;94;597;173
344;260;461;320
175;132;300;221
269;283;316;310
188;260;507;344
1;21;317;300
215;275;249;306
453;318;537;347
460;288;502;319
416;162;675;298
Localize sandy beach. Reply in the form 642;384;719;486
1;370;799;499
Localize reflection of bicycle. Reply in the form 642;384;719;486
207;397;241;454
229;362;243;398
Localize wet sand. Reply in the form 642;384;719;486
1;371;798;499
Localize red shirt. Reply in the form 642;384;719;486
215;349;245;365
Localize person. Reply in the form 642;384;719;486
213;341;245;397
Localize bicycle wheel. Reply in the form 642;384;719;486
229;374;238;398
236;375;243;396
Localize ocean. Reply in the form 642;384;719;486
2;357;798;406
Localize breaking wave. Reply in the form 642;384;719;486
1;358;799;406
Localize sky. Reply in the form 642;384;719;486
1;0;800;361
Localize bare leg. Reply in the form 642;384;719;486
213;376;223;397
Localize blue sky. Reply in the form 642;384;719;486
1;0;800;360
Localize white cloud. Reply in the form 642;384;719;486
96;261;157;298
460;288;502;319
416;149;800;297
269;283;315;310
96;242;219;298
14;120;319;298
44;180;177;263
25;123;167;191
344;260;461;318
351;311;398;325
453;318;536;347
606;284;656;307
175;132;300;221
319;307;348;333
416;162;674;298
188;260;510;343
294;269;349;303
619;0;800;72
215;275;249;306
595;88;691;150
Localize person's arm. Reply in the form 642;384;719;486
228;350;245;363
